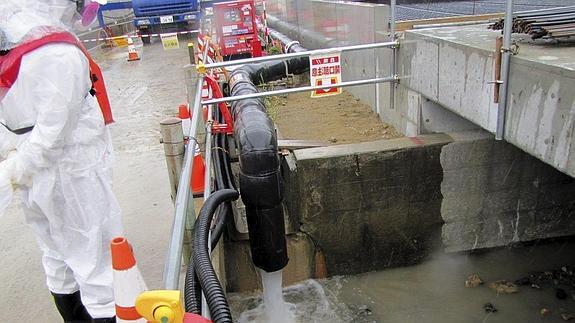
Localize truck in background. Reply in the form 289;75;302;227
132;0;200;44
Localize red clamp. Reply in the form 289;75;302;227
203;75;234;135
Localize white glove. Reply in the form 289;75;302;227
1;152;29;186
0;162;14;217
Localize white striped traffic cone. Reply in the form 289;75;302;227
110;237;148;323
178;104;191;137
127;37;140;61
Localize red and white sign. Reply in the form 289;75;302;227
309;52;342;98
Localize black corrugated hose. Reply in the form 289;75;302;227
185;110;236;315
191;189;239;323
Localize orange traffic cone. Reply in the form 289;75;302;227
191;144;206;196
178;104;191;137
110;237;147;323
127;37;140;61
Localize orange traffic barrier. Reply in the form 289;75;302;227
178;104;191;120
110;237;147;323
191;144;206;196
179;104;191;137
178;102;206;196
127;37;140;61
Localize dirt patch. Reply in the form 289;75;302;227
270;90;402;145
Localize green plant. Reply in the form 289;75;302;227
261;83;280;122
267;45;281;55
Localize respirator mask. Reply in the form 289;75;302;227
72;0;107;27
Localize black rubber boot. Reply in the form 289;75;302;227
51;291;92;322
91;317;116;323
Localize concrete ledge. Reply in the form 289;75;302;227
291;134;451;275
294;134;453;160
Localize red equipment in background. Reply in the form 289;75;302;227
213;0;263;59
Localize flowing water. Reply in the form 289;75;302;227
230;239;575;322
236;269;296;323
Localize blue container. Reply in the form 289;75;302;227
132;0;198;17
132;0;200;43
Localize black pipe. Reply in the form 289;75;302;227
228;27;310;273
191;189;239;323
266;14;342;49
233;44;308;86
185;27;309;316
185;110;237;315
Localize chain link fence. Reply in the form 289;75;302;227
353;0;574;21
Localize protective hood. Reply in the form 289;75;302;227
0;0;106;50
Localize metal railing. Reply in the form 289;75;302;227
163;37;216;290
185;40;398;70
163;42;208;290
201;76;398;106
198;40;399;105
496;0;513;140
390;0;397;111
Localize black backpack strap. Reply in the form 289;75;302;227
1;121;34;135
89;73;98;96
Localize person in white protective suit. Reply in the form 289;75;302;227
0;0;122;322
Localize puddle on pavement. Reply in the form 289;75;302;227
230;239;575;322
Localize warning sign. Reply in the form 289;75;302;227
161;33;180;50
309;52;342;98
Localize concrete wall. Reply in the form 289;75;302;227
287;134;450;275
390;88;480;137
278;132;575;279
441;132;575;252
396;29;498;133
397;25;575;178
505;59;575;179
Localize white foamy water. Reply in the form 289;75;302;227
262;270;295;323
231;274;352;323
236;269;296;323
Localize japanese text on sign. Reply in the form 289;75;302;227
309;52;342;98
161;33;180;50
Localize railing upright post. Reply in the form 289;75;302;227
390;0;397;111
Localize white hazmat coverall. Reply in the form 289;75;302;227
0;1;123;319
